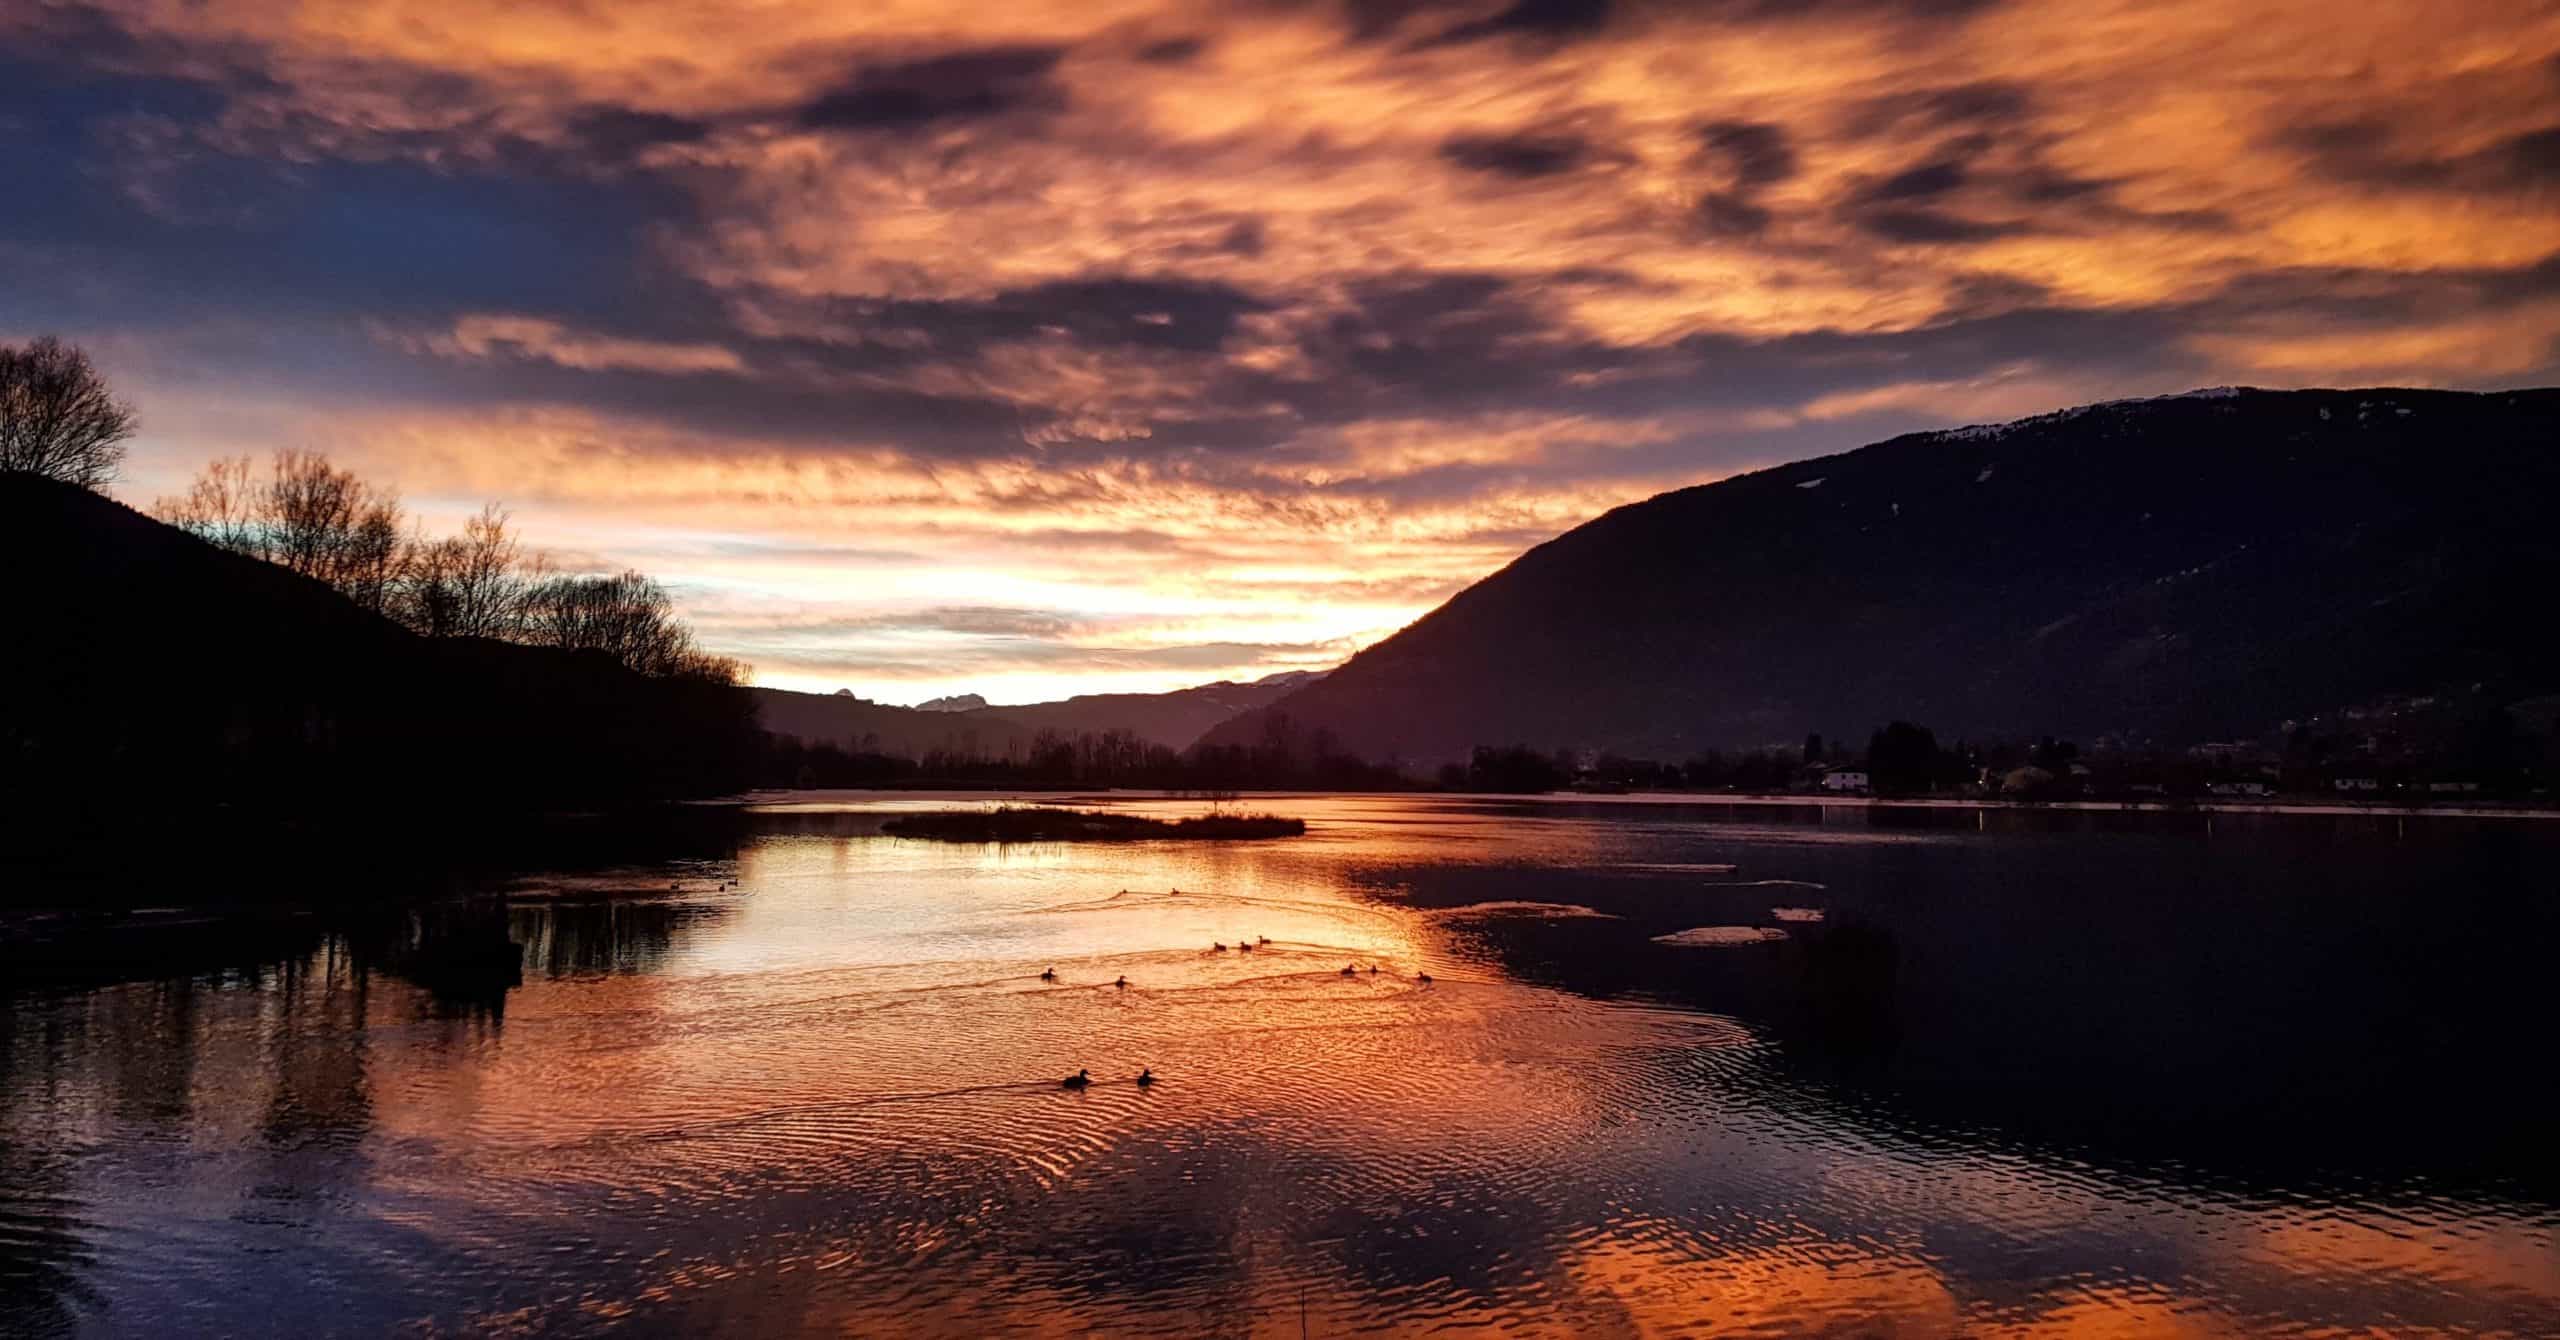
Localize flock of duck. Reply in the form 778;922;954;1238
1041;930;1433;1090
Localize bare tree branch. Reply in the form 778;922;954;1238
0;336;137;490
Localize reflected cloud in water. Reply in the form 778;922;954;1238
4;794;2557;1335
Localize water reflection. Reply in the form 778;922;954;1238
4;793;2557;1336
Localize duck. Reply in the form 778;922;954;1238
1238;940;1255;952
1257;936;1269;946
1136;1068;1156;1087
1212;941;1228;952
1341;963;1359;976
1039;968;1057;982
1417;972;1434;984
1367;964;1379;975
1115;975;1129;989
1061;1069;1091;1089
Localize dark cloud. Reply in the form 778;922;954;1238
1859;159;1968;202
1855;207;2032;242
1836;138;2129;242
1135;36;1206;63
1216;218;1266;257
798;46;1066;130
851;606;1087;639
1694;191;1772;237
824;277;1270;358
2285;115;2560;194
1429;0;1614;45
1842;157;2011;239
1351;0;1614;47
1696;120;1796;186
0;85;698;334
2497;126;2560;184
1685;121;1793;238
560;107;715;159
1439;131;1591;177
2010;167;2112;202
1847;80;2038;137
2281;118;2445;187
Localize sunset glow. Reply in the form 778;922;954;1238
11;0;2558;701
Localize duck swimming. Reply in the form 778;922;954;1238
1039;968;1057;982
1115;975;1129;988
1061;1069;1091;1089
1238;940;1254;952
1341;964;1359;976
1367;965;1379;975
1417;972;1434;984
1136;1068;1156;1087
1212;942;1227;952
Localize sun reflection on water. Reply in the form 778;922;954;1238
5;794;2558;1336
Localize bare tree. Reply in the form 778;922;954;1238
520;570;702;676
151;455;264;554
398;504;530;638
151;450;746;685
0;336;137;489
155;449;406;614
258;451;406;613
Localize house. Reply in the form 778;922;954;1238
1819;769;1871;793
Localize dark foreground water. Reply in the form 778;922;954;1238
5;793;2557;1336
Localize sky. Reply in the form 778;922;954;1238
6;0;2558;704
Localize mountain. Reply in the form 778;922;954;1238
748;688;1037;758
756;670;1322;757
915;693;989;713
1203;388;2560;764
1;473;757;891
950;671;1324;751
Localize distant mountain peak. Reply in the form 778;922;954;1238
914;693;989;713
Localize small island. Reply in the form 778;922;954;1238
880;806;1307;842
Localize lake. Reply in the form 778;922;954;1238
5;793;2557;1336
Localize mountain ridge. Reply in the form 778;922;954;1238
753;670;1322;757
1202;386;2560;763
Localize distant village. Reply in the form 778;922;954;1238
1546;692;2557;806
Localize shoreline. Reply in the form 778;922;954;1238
1507;790;2560;820
721;785;2560;821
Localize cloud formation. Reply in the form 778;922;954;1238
6;0;2558;700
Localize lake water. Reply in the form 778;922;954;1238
6;793;2558;1336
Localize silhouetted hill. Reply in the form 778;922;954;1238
952;671;1322;751
749;688;1038;758
1;474;756;891
1204;388;2560;764
754;670;1320;757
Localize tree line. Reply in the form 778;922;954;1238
759;718;1413;791
151;450;743;683
3;335;739;685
